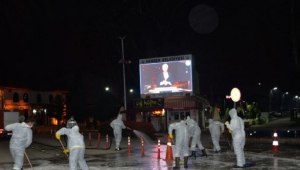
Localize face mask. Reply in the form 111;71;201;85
28;123;34;128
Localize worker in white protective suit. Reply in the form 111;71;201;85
225;108;247;168
208;119;225;153
168;116;189;169
186;116;207;158
5;117;36;170
110;114;131;151
56;125;89;170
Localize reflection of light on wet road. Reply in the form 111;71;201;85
2;144;300;169
273;158;278;170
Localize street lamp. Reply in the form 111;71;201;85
281;92;288;113
269;87;277;112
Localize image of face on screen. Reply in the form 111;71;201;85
139;60;193;95
157;64;174;87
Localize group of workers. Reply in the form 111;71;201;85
5;108;248;170
168;108;249;169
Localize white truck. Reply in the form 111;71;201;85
0;110;21;138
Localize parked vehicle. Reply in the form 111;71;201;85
0;110;21;138
269;111;282;118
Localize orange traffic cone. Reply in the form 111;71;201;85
165;136;174;161
272;129;279;152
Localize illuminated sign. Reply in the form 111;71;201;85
230;88;241;102
133;98;164;108
139;54;194;98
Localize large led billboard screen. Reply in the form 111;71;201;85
139;54;193;98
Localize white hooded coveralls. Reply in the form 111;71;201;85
56;126;89;170
208;119;224;151
168;120;189;157
226;108;246;167
110;114;126;149
186;117;205;151
5;122;33;170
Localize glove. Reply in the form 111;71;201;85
221;130;224;134
55;134;60;140
225;121;229;125
229;130;232;133
169;134;173;139
63;149;69;154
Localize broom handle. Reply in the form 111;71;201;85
25;151;34;170
59;139;69;158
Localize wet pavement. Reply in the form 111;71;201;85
1;139;300;170
1;117;300;169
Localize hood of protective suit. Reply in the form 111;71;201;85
186;117;193;126
186;116;190;121
229;108;238;118
117;114;122;120
21;122;32;128
72;125;79;132
208;119;213;124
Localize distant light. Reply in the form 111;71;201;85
273;87;277;90
105;87;109;91
33;109;37;114
185;60;191;66
130;89;133;93
287;130;290;133
258;83;261;86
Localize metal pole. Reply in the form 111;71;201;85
281;94;284;113
269;90;272;112
119;37;127;110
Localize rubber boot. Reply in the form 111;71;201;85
173;157;180;169
201;149;207;157
184;156;188;168
189;151;195;158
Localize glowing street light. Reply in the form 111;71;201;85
281;92;288;112
269;87;277;112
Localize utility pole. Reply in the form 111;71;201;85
118;36;131;110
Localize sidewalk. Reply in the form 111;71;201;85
248;117;297;129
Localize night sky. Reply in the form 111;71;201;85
1;0;300;110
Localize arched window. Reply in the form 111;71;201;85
49;94;54;104
23;93;29;102
37;94;42;103
13;93;19;102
